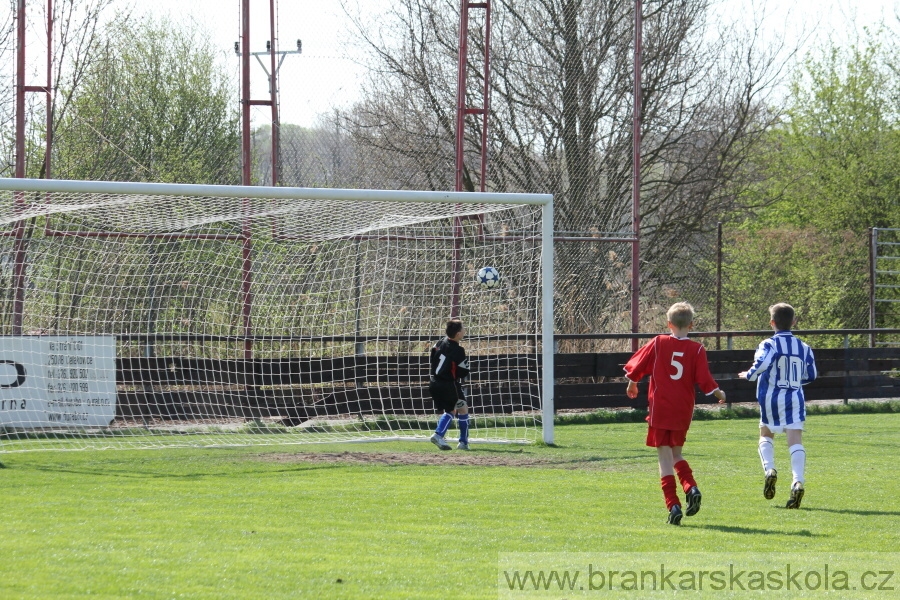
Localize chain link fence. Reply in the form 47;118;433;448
0;1;887;351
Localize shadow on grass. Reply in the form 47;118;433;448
465;446;648;462
799;507;900;517
466;446;527;454
558;454;649;465
694;524;820;537
25;462;345;479
556;400;900;427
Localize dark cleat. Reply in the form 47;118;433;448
764;469;777;500
685;486;702;517
785;482;805;509
667;504;683;526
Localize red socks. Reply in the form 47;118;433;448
660;475;680;510
674;460;697;493
662;461;698;509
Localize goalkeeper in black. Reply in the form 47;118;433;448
429;319;471;450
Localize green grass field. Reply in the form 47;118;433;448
2;413;899;599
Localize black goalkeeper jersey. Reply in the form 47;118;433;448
430;337;470;382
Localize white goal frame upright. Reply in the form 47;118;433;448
0;178;555;447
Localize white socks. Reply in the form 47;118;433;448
789;444;806;485
759;437;806;485
758;436;775;472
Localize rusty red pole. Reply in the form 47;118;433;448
630;0;642;351
450;0;472;319
269;0;279;187
241;0;254;358
12;0;28;335
479;0;491;192
450;1;492;319
454;0;470;193
14;0;25;180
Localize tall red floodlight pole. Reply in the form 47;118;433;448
13;1;26;183
12;0;52;335
12;0;28;335
479;3;492;191
631;0;643;351
454;0;491;193
235;22;299;189
41;0;53;180
237;1;298;355
451;0;491;319
240;0;254;358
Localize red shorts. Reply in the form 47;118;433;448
646;426;687;448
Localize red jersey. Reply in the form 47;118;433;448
624;335;720;431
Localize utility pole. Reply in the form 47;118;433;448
235;21;301;187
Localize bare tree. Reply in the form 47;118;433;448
50;0;122;157
258;113;365;189
1;1;20;175
335;0;792;333
0;0;119;178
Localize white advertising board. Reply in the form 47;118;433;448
0;336;117;428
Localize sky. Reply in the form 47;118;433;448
16;0;899;128
143;0;370;128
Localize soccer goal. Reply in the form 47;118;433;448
0;178;554;453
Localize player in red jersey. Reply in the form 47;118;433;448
624;302;726;525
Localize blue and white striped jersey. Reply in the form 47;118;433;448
745;331;817;426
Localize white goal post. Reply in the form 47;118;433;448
0;178;554;452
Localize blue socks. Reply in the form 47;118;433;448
458;414;469;444
436;413;453;436
435;413;469;443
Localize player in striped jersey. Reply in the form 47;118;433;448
739;303;817;509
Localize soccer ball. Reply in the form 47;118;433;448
476;266;501;289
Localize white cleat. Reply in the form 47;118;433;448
430;433;451;450
456;442;470;450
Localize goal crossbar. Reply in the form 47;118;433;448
0;177;551;205
0;178;555;449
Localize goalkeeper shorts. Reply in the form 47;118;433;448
429;379;463;414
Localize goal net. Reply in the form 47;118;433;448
0;179;553;453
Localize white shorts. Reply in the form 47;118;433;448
759;421;804;434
